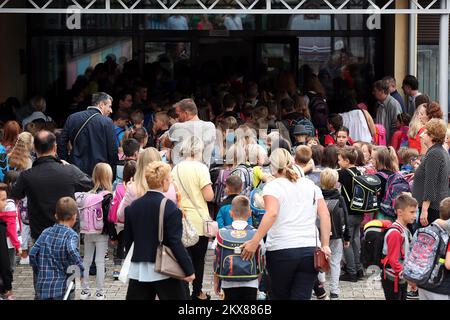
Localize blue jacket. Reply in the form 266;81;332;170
58;107;118;177
216;195;253;229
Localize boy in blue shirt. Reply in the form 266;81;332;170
30;197;84;300
216;175;252;228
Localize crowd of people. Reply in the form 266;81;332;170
0;57;450;301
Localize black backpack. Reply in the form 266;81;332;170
342;169;382;213
326;198;344;240
307;94;328;135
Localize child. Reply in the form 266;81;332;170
131;127;148;152
398;147;420;174
0;183;15;300
213;195;264;300
114;138;140;187
319;168;350;300
1;172;22;272
112;160;136;280
292;124;309;148
417;197;450;300
79;163;115;300
29;197;84;300
246;143;271;189
130;109;146;131
113;109;130;149
390;113;411;151
381;194;418;300
337;147;364;282
324;114;343;146
216;176;252;229
336;127;353;148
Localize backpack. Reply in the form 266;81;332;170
212;168;232;205
75;191;111;234
308;94;328;133
403;223;449;289
378;172;411;219
374;124;387;146
230;164;254;198
108;184;125;224
326;198;345;240
399;127;409;148
361;219;399;268
342;169;381;213
0;152;9;182
214;225;264;281
250;187;266;228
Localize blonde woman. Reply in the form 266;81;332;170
408;104;427;154
124;161;195;300
172;136;214;300
241;148;331;300
80;163;114;300
117;148;177;223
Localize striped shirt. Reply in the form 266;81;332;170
29;224;84;299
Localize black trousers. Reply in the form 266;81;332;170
223;287;258;300
126;278;189;300
0;222;12;293
381;278;407;300
187;236;209;297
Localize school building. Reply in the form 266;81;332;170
0;0;449;121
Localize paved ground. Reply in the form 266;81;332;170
10;243;385;300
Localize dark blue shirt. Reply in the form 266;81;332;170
391;90;406;114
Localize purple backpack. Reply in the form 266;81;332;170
75;191;110;234
378;172;411;218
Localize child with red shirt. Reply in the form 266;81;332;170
381;194;418;300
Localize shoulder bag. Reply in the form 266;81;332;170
313;191;330;273
73;112;99;148
176;165;218;238
174;181;199;247
154;198;186;280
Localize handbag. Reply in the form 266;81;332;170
314;225;330;273
181;214;199;247
176;166;219;238
118;243;134;284
154;198;186;280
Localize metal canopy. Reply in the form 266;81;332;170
0;0;447;14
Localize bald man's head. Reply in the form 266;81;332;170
34;130;56;156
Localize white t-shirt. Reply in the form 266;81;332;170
262;177;323;251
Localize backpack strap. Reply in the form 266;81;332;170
73;112;99;147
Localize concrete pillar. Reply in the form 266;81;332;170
440;0;449;123
394;0;409;93
409;0;417;76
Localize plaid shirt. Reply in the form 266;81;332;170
30;224;84;299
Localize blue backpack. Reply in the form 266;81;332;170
0;151;9;182
378;172;411;218
214;225;264;281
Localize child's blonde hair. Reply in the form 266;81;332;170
135;147;162;197
295;145;312;165
320;168;339;190
92;163;113;192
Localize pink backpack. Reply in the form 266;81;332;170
374;124;387;146
108;184;125;224
75;191;110;234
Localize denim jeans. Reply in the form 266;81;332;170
343;215;363;276
266;247;317;300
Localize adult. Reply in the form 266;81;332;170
241;148;331;300
402;75;421;116
382;76;406;113
279;98;315;145
408;102;443;155
412;119;450;227
115;91;134;113
303;74;329;139
338;95;376;144
21;96;53;129
172;136;214;300
58;92;118;177
124;161;195;300
117;147;178;224
165;98;216;167
11;131;93;240
373;80;402;143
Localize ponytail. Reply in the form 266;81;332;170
269;148;299;183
